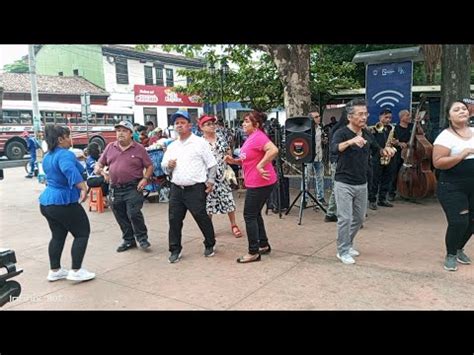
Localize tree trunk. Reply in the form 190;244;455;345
258;45;311;118
421;44;441;85
439;45;471;129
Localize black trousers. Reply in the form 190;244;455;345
87;176;109;196
110;184;148;243
369;159;395;203
40;203;90;270
244;184;275;254
437;180;474;255
388;153;403;197
168;183;215;253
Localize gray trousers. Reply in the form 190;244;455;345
334;181;367;256
326;162;337;217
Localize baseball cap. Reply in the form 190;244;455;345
379;108;392;115
171;110;191;123
114;120;134;132
198;115;217;127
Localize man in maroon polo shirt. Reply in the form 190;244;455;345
94;121;154;252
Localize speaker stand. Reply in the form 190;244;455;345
285;163;327;225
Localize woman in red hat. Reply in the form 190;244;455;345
199;114;242;238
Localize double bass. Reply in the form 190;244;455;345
397;96;437;199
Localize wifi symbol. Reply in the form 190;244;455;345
372;90;404;108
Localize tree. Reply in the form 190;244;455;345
139;44;357;117
3;58;29;73
310;45;359;109
421;45;442;84
253;45;311;117
439;45;471;129
166;45;283;113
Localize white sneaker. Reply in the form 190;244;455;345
47;268;69;281
349;248;360;257
336;253;356;265
66;268;96;282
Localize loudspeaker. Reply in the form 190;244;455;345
285;116;315;164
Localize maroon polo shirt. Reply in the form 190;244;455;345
99;141;152;185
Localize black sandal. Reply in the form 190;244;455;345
236;254;261;263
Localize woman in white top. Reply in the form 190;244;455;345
433;100;474;271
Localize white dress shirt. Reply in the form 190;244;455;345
161;134;217;186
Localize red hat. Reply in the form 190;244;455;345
198;115;217;127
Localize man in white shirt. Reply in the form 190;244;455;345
161;110;218;263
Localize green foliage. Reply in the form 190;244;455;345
321;44;417;86
3;58;29;73
155;45;283;112
310;45;359;107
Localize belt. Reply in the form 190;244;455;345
172;182;203;190
111;179;141;189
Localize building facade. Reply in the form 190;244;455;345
36;45;206;129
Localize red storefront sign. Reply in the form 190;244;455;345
134;85;203;107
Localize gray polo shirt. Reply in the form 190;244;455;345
99;141;152;185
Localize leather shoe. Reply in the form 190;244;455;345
378;200;393;207
324;214;337;222
139;239;151;250
117;240;137;252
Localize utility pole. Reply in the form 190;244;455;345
28;45;41;136
81;92;91;140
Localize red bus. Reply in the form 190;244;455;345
0;102;134;160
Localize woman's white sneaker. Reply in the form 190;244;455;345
47;268;69;281
66;268;96;282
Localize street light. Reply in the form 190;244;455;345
208;58;229;125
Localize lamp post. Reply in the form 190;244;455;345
208;58;229;125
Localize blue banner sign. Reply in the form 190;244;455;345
366;61;413;125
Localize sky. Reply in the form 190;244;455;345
0;45;28;72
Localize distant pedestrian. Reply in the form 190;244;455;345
22;130;40;178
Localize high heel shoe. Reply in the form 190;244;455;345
259;245;271;255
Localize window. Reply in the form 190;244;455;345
20;111;33;124
115;57;129;84
95;113;105;125
155;67;164;86
1;110;20;124
55;112;67;124
43;112;55;124
73;69;79;76
186;76;193;86
166;68;174;87
144;66;153;85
